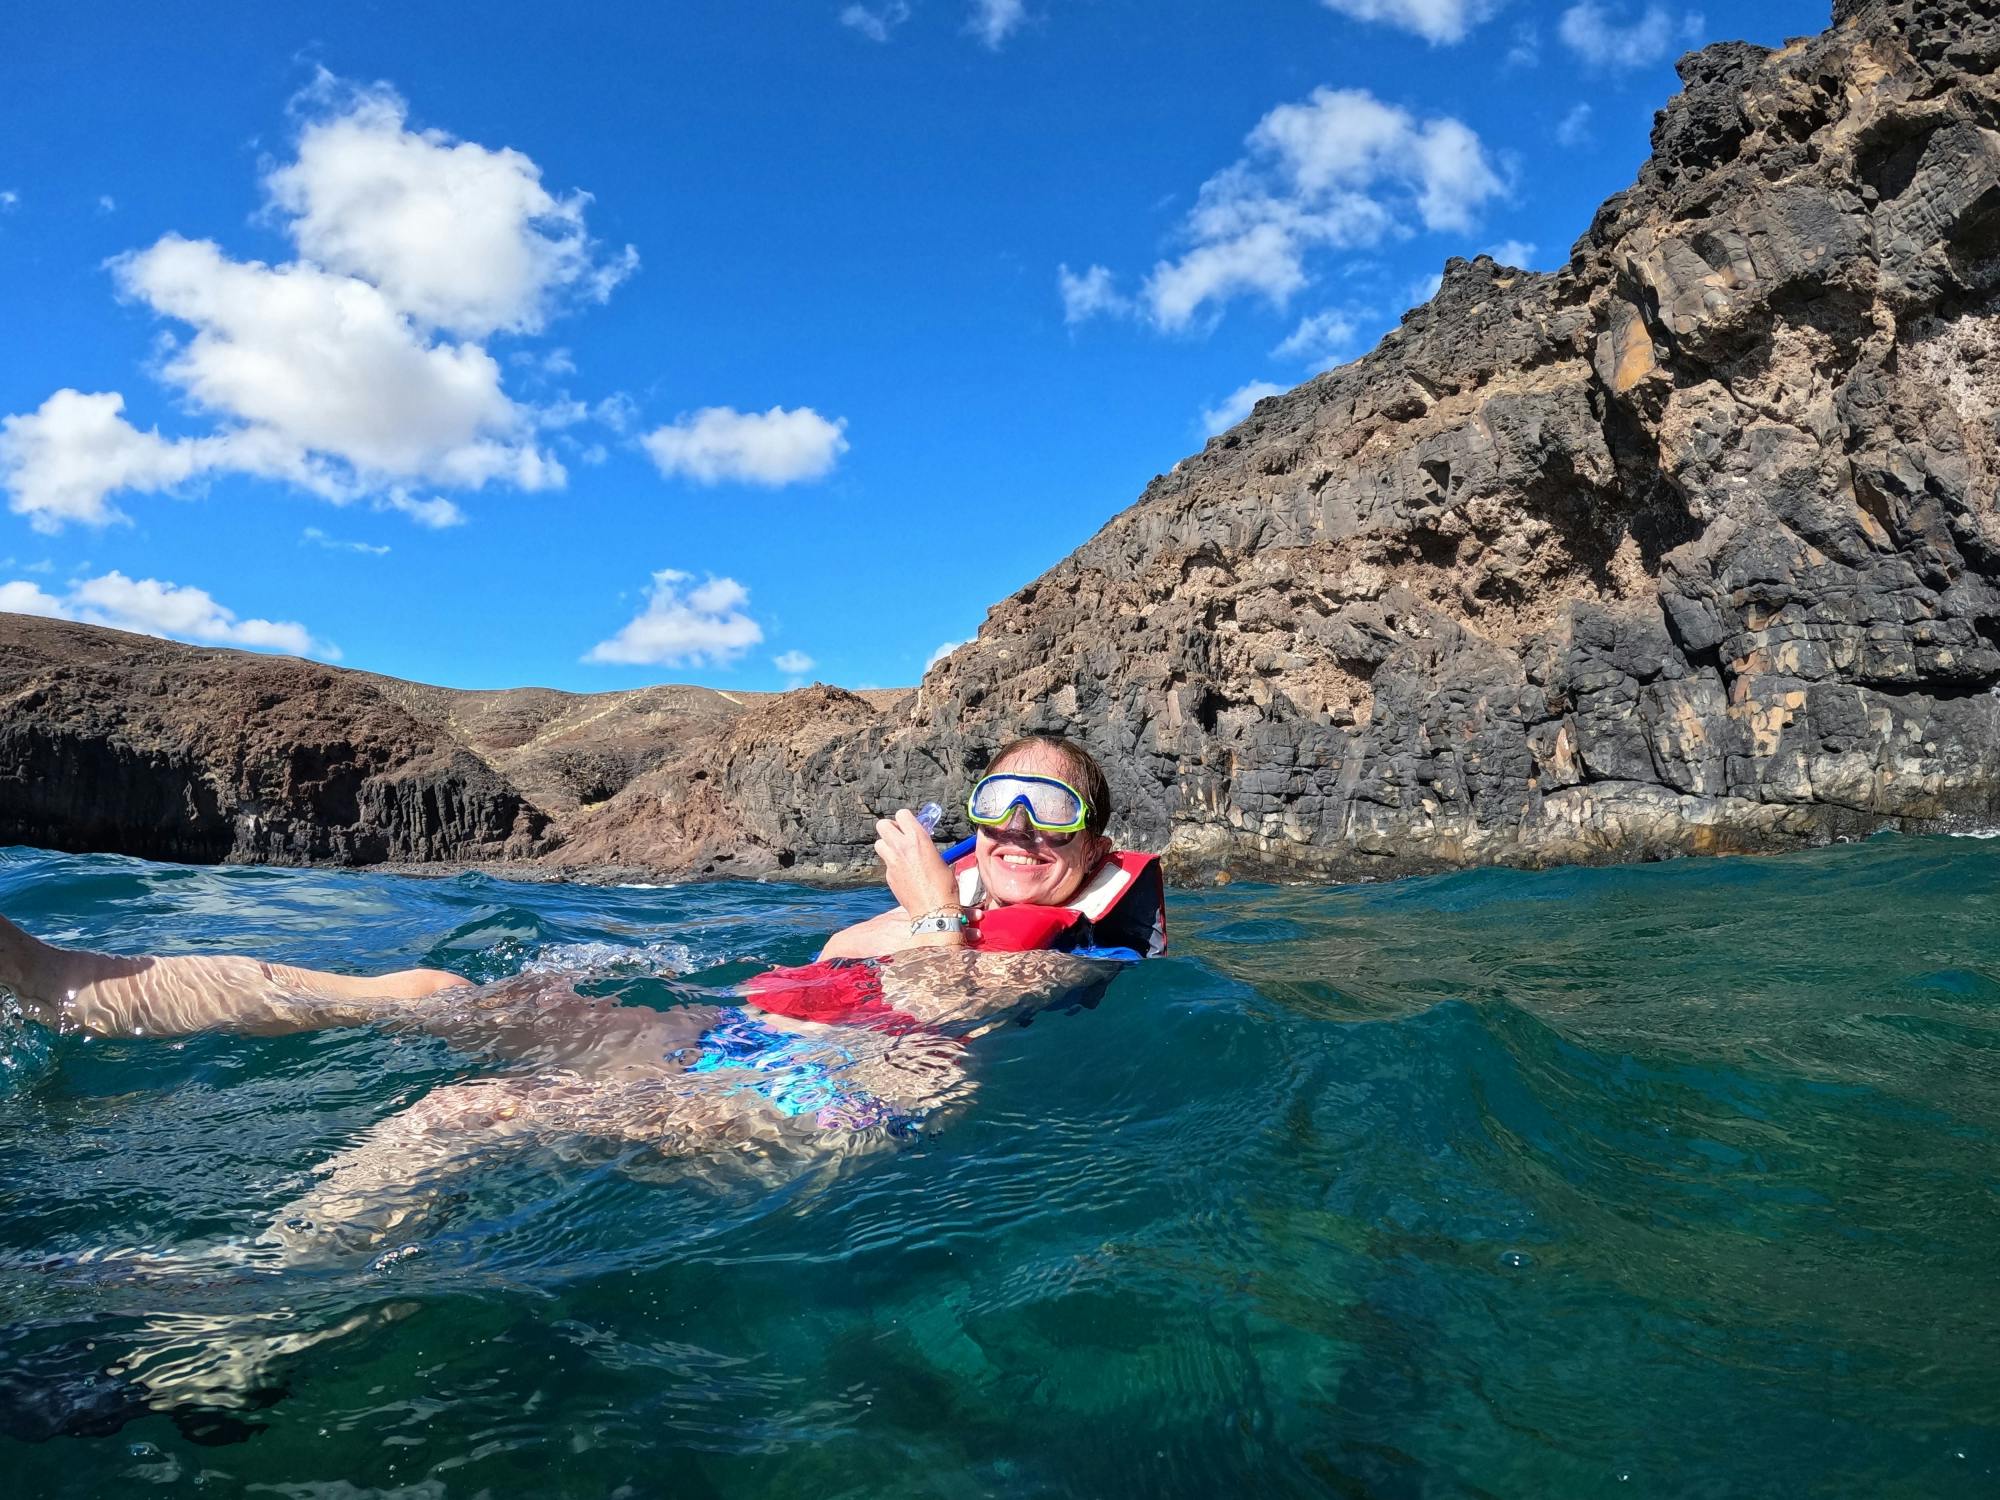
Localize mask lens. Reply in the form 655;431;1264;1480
966;774;1087;832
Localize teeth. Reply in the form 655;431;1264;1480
1000;854;1040;866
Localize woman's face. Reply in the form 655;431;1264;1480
971;748;1110;908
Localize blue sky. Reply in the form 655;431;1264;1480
0;0;1827;692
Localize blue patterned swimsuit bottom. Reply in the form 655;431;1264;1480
681;1008;919;1136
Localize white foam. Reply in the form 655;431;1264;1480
519;938;699;979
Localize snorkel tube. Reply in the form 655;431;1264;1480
916;802;976;865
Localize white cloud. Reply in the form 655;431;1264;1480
1274;308;1360;366
303;526;390;555
641;405;849;487
1505;23;1540;66
585;570;764;667
1148;223;1309;331
511;346;578;378
0;191;17;210
114;235;560;492
1555;103;1595;148
1119;87;1503;331
593;392;638;433
1246;91;1408;198
537;396;593;429
968;0;1027;49
378;490;466;528
1404;117;1504;233
1058;263;1133;324
97;195;117;214
1485;239;1538;267
0;569;336;658
0;581;65;615
926;639;970;670
266;78;637;338
1557;3;1703;69
1315;0;1496;45
1409;270;1444;305
1201;380;1287;437
774;648;815;674
0;390;216;532
841;1;911;41
0;80;632;533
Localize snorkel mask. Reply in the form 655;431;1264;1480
964;773;1092;841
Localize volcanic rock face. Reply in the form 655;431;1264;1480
0;616;555;865
0;614;905;874
695;0;2000;881
3;0;1996;885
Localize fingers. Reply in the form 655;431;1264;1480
873;814;906;869
872;808;957;919
874;810;938;861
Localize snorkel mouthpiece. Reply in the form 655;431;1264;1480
914;801;976;864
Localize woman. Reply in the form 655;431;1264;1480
0;738;1169;1439
0;736;1165;1257
817;734;1164;963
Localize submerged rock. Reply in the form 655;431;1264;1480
1;0;1995;883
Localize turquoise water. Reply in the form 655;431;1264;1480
2;835;1998;1496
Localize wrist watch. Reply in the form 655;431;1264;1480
908;908;965;937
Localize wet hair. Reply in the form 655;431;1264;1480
984;734;1112;837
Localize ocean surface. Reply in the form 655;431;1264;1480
1;834;1997;1497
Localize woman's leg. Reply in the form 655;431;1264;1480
0;913;465;1038
260;1076;571;1259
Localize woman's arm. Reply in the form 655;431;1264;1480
818;810;970;960
818;907;910;960
874;947;1115;1031
818;906;981;960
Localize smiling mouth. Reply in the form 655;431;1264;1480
996;852;1047;868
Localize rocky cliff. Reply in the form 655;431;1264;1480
672;0;2000;881
3;0;1996;884
0;613;918;873
0;615;550;865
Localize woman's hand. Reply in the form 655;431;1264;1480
874;808;960;926
812;814;965;960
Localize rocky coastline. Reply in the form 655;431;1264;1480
3;0;1997;886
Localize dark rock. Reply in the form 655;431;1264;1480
0;616;554;865
667;0;2000;883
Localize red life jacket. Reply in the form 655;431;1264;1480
959;850;1169;957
